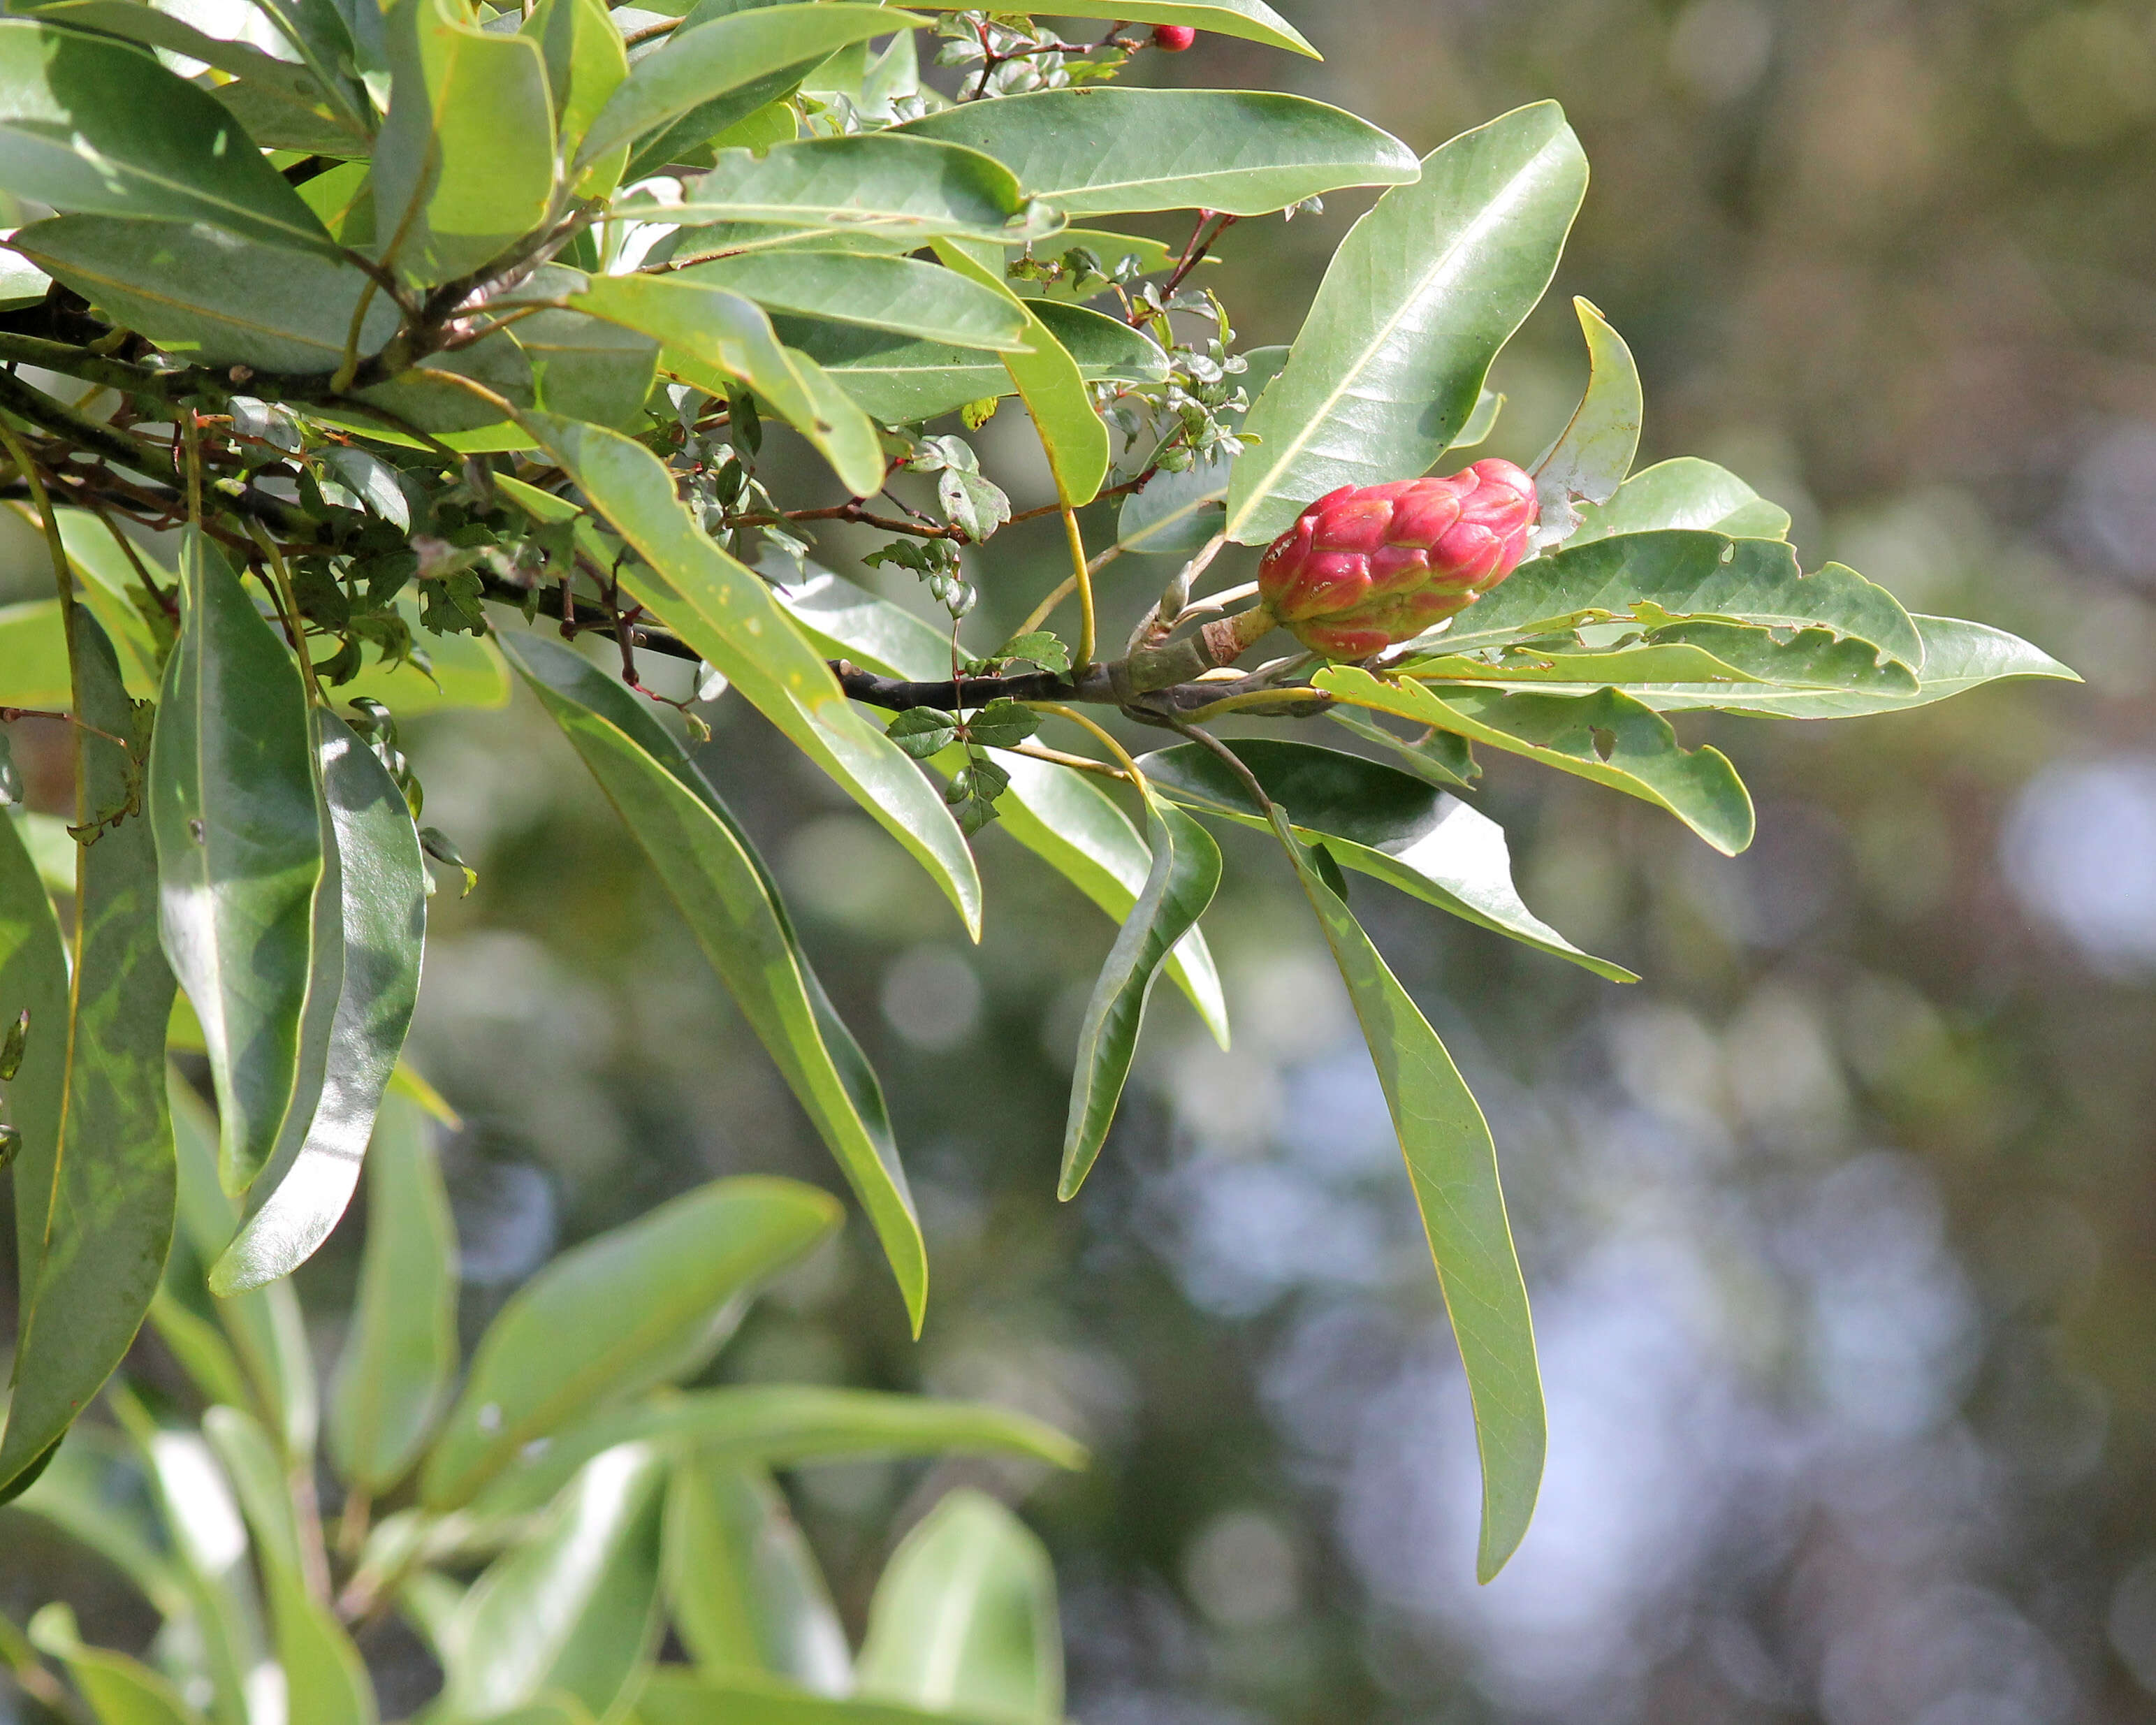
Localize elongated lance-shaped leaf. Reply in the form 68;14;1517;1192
422;1176;840;1508
212;712;427;1292
149;529;322;1196
1134;738;1636;983
678;250;1030;350
326;1096;458;1492
1567;457;1791;544
1267;807;1543;1582
1529;297;1642;544
1403;619;1919;699
0;610;176;1504
1060;792;1220;1200
901;0;1314;53
1226;102;1587;546
27;1603;207;1725
857;1490;1063;1723
1319;665;1756;854
504;633;927;1333
664;1457;851;1693
901;87;1415;217
518;413;982;936
1;799;68;1325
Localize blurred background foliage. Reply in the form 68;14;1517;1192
7;0;2155;1720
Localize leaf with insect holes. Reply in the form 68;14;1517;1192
887;709;960;760
964;699;1040;750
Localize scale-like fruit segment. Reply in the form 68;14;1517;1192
1255;460;1538;658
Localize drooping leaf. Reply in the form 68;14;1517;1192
27;1602;207;1725
374;0;555;286
505;634;927;1334
515;413;982;936
1226;101;1587;545
1058;791;1220;1200
212;711;427;1291
663;1458;850;1693
148;529;321;1195
1528;296;1642;544
1267;813;1544;1583
0;610;176;1504
0;22;338;254
857;1490;1062;1724
1566;456;1791;544
1134;738;1636;982
326;1095;458;1492
679;251;1028;350
420;1176;840;1508
1317;665;1757;854
1117;346;1286;557
901;88;1416;217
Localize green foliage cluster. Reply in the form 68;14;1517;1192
0;0;2073;1616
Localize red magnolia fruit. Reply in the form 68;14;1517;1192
1254;460;1539;658
1151;23;1198;50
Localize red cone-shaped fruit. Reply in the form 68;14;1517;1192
1255;460;1538;659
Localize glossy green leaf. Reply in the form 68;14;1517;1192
658;133;1049;245
569;275;882;494
246;0;374;127
374;0;555;286
517;412;982;937
680;251;1028;349
201;1406;376;1725
901;0;1312;53
468;1385;1085;1519
27;1603;207;1725
1117;346;1286;556
353;327;539;436
1529;297;1642;543
0;792;68;1348
1406;619;1919;699
524;0;631;196
581;4;921;167
0;22;337;254
901;88;1415;218
326;1096;458;1491
857;1490;1061;1724
149;530;321;1195
1134;738;1636;982
212;711;427;1292
1317;665;1757;854
769;568;1226;1035
1267;811;1543;1583
0;610;176;1503
505;633;926;1333
1227;102;1587;545
515;291;664;431
1441;531;1925;671
1058;792;1219;1200
664;1458;850;1693
1567;456;1791;544
633;1671;998;1725
421;1175;840;1509
13;216;395;377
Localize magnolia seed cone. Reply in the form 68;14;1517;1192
1251;460;1538;660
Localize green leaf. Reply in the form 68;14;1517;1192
0;794;69;1349
1443;531;1925;671
148;530;322;1195
1030;298;1168;385
887;707;961;759
421;1175;840;1509
1267;816;1543;1583
857;1490;1061;1724
1117;345;1286;557
679;251;1028;350
901;88;1415;218
27;1603;207;1725
658;133;1049;246
514;284;664;431
1452;386;1503;449
523;0;631;196
467;1385;1086;1520
1001;228;1195;300
504;634;927;1334
374;0;555;287
517;413;982;936
326;1096;458;1492
663;1459;850;1692
1316;665;1757;854
1133;738;1636;982
437;1442;669;1722
633;1671;1004;1725
13;215;398;376
0;597;70;706
1404;620;1919;699
902;0;1313;53
210;711;427;1291
1567;456;1791;545
1058;791;1219;1200
1529;297;1642;543
0;610;176;1504
0;22;337;254
993;632;1071;674
581;4;922;168
1226;101;1587;545
769;567;1227;1038
12;1432;191;1620
570;274;882;495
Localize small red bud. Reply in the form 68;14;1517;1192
1151;23;1197;50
